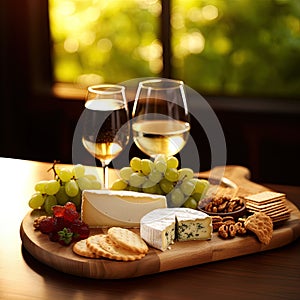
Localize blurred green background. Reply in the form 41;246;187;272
49;0;300;98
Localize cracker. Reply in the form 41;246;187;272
244;191;285;204
73;239;100;258
86;234;145;261
245;200;285;210
108;227;149;254
244;212;273;245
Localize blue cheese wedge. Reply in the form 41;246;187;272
175;208;212;242
140;208;212;251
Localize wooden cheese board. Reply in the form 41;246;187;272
20;166;300;279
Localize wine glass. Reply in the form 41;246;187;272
132;78;190;158
82;84;130;188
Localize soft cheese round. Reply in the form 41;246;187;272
140;207;210;224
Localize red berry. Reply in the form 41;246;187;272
64;202;77;211
54;216;71;231
71;220;90;241
49;231;59;242
52;205;65;217
63;208;79;222
58;228;74;246
39;217;55;234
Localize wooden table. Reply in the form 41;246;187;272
0;157;299;300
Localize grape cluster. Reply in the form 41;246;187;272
28;163;101;214
111;155;209;209
36;202;90;246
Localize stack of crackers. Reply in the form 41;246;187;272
73;227;148;261
244;191;290;223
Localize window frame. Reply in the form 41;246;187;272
27;0;300;115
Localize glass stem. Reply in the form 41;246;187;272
102;163;109;189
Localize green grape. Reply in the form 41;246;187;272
155;183;164;195
142;179;156;188
165;168;179;182
191;179;209;195
154;155;167;173
130;157;141;172
140;159;153;175
127;185;140;192
90;179;102;189
170;188;185;207
57;167;73;182
159;178;174;194
84;174;97;181
154;161;167;173
34;180;48;193
180;179;196;196
167;156;179;169
65;179;79;197
154;154;167;164
28;192;45;209
178;168;194;181
44;195;58;215
120;167;134;181
56;186;69;205
70;191;82;210
44;180;60;195
148;169;163;183
142;181;157;194
111;179;127;190
128;172;146;187
192;192;203;202
182;196;198;209
77;176;92;191
72;164;85;179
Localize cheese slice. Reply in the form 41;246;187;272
140;208;212;251
175;208;212;242
81;190;167;228
140;208;176;251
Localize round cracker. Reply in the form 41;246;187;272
73;239;100;258
108;227;148;254
86;234;145;261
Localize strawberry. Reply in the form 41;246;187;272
58;228;74;246
64;202;77;211
63;208;79;222
52;205;65;218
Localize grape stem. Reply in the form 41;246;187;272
47;160;60;179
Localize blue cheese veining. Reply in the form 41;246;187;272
175;208;212;241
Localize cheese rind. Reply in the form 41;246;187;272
81;190;167;228
140;208;212;251
140;209;176;251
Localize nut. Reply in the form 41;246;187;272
204;196;244;214
33;215;47;230
218;224;237;239
235;221;247;235
212;221;223;231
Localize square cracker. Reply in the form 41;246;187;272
244;191;285;204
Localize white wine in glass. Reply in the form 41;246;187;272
82;84;130;188
132;79;190;158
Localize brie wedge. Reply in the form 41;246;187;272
81;190;167;228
